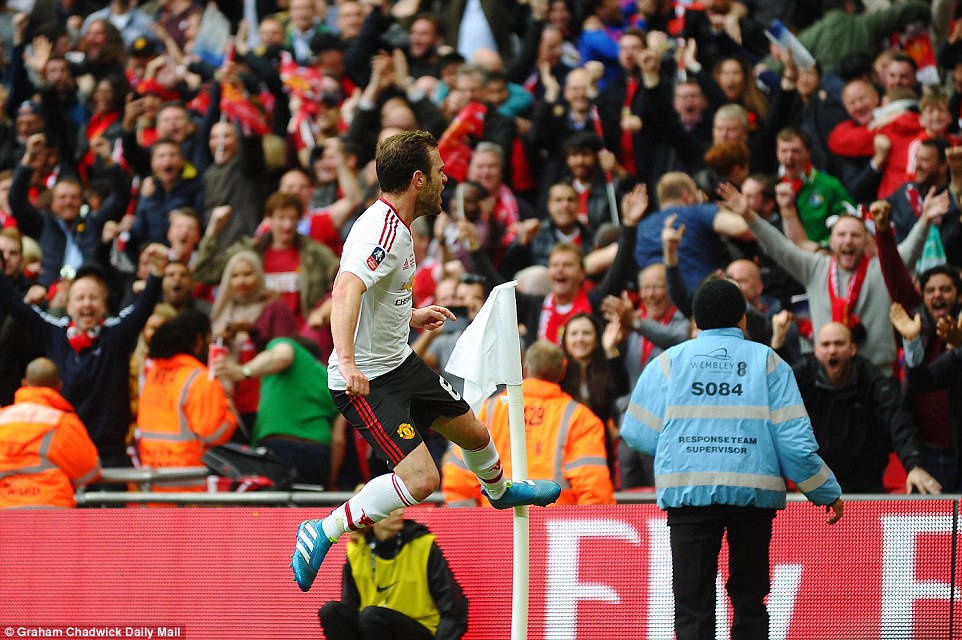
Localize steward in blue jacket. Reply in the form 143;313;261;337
622;279;843;640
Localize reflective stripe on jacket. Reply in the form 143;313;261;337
0;386;101;508
442;378;614;506
621;327;841;510
137;354;237;489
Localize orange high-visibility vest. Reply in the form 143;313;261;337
442;378;615;506
137;354;237;490
0;386;101;508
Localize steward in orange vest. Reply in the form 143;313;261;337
0;358;101;508
136;310;238;490
442;340;615;506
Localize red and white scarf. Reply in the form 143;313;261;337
827;255;870;328
573;179;591;225
66;320;103;353
639;304;677;368
779;162;812;194
905;183;924;218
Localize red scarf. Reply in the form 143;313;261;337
82;111;120;169
574;180;591;225
511;135;536;192
827;255;870;328
494;183;521;246
905;183;923;218
140;127;159;148
554;227;583;248
639;304;677;367
781;162;812;194
538;288;593;345
0;211;17;230
620;77;639;177
66;320;102;353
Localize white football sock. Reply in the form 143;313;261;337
461;435;508;499
321;472;416;541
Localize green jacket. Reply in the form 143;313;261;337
764;2;931;74
795;169;854;245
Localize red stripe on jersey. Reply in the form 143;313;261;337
384;214;399;252
378;197;400;219
378;213;392;247
377;211;400;252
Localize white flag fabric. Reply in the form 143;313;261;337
445;281;523;411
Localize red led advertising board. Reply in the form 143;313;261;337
1;502;958;639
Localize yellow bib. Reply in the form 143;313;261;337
346;533;441;635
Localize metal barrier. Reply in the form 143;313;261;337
82;467;449;506
97;466;211;487
79;467;961;506
76;490;447;506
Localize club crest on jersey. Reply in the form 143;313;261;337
397;423;416;440
366;246;386;270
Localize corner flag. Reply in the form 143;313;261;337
445;281;523;411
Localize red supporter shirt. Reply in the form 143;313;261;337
307;208;344;255
262;247;303;326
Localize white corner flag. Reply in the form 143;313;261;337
445;280;523;411
444;280;531;640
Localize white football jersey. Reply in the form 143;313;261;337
328;199;416;389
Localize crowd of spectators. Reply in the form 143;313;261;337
1;0;962;505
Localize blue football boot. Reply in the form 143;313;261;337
291;519;333;592
483;479;562;509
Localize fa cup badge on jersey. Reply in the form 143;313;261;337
367;246;386;270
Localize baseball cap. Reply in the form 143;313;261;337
129;36;161;58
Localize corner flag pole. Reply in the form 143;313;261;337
507;382;529;640
443;281;529;640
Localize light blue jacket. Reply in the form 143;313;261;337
621;328;841;510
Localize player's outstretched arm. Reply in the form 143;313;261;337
411;305;456;331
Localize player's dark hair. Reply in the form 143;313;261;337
376;130;438;195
